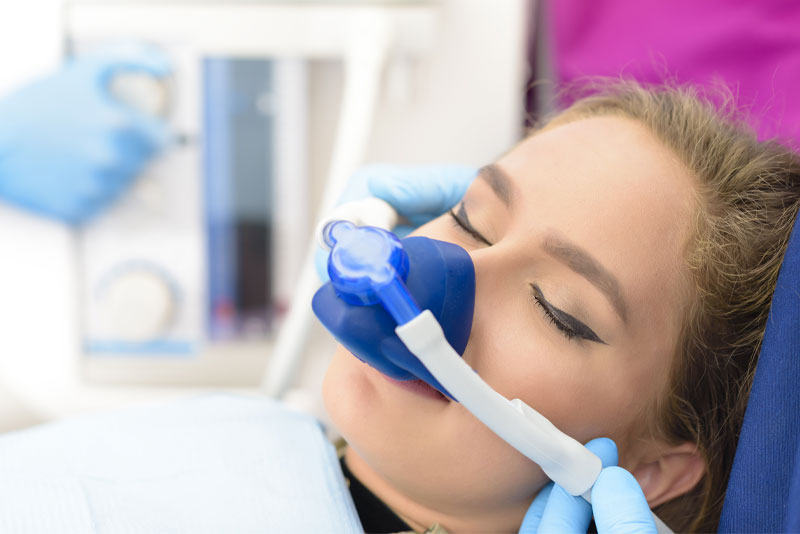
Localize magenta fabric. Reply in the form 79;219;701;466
549;0;800;147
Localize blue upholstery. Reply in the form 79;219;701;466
719;215;800;533
787;440;800;532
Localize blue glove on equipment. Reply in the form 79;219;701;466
0;42;173;223
315;164;477;281
520;438;657;534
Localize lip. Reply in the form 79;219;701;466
381;374;450;402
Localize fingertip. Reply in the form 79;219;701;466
585;437;619;468
105;42;173;77
595;466;642;493
592;467;649;511
592;467;657;534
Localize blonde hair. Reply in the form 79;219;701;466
537;81;800;532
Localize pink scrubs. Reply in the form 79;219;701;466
549;0;800;146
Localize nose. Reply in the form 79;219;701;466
460;246;508;361
312;234;476;395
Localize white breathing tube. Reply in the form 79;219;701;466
397;313;672;534
324;199;672;533
397;310;602;497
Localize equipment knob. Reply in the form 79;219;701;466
97;268;176;342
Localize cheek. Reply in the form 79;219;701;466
322;348;372;430
324;346;551;511
413;216;662;450
466;282;658;448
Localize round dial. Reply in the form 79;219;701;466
96;268;177;342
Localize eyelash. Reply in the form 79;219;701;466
448;206;492;246
532;289;578;341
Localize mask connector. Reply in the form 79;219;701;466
322;220;421;325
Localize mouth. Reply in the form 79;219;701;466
381;374;450;402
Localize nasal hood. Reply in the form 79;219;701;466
312;236;475;396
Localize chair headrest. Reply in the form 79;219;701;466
719;215;800;533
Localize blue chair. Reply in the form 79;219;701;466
719;215;800;533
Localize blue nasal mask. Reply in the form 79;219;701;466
312;220;475;397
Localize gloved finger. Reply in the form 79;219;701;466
108;121;156;175
100;112;172;199
393;224;415;238
367;164;477;220
335;166;374;205
592;467;657;534
534;438;618;533
519;482;554;534
82;133;139;193
537;483;592;533
60;172;114;225
86;41;173;80
586;437;618;468
125;111;174;152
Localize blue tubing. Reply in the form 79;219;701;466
375;276;422;326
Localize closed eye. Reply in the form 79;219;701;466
531;284;606;344
448;203;492;246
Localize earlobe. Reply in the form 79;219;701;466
630;442;706;507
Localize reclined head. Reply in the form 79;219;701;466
323;81;800;533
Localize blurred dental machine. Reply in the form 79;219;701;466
64;0;526;393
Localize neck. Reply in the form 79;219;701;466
343;446;530;533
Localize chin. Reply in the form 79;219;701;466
322;346;553;527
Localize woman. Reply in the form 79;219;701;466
322;82;800;533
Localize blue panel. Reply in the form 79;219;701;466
202;58;274;341
719;215;800;532
203;57;238;340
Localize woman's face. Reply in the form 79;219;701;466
323;116;697;531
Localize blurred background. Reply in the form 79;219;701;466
0;0;530;431
0;0;796;433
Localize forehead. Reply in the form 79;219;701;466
495;116;696;327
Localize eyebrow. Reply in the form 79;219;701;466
541;233;629;324
478;164;514;206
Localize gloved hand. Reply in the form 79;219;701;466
315;164;477;281
520;438;657;534
0;42;173;224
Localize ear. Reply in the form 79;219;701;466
629;442;706;507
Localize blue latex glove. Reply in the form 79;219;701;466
520;438;658;534
0;42;173;223
315;164;477;281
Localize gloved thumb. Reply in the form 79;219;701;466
519;438;618;533
591;467;657;534
86;41;173;82
367;165;477;226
